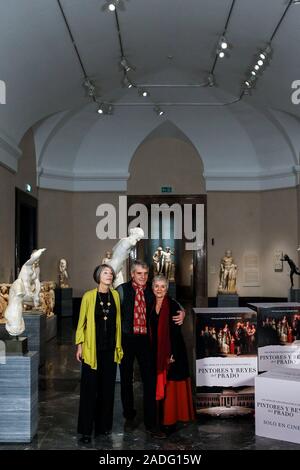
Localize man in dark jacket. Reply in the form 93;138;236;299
117;260;185;435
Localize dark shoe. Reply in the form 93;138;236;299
124;419;136;432
145;426;167;439
79;435;91;444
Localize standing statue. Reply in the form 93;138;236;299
5;278;26;336
152;246;164;275
58;258;69;288
5;249;46;335
162;246;175;280
107;227;144;288
18;248;46;307
281;254;300;288
218;250;238;294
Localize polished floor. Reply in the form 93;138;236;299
0;317;300;450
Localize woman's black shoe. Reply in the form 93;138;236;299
79;435;91;444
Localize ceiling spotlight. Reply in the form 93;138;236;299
259;44;272;61
220;36;228;49
97;102;113;115
245;80;251;87
154;106;164;117
207;73;215;87
138;88;150;98
218;51;225;58
108;3;115;10
251;70;256;76
257;59;264;66
83;78;96;98
120;57;133;72
123;76;134;88
254;64;260;71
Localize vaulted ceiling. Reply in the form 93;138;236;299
1;0;300;189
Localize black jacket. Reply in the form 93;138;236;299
117;281;154;336
149;296;190;381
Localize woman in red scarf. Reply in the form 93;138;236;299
149;275;194;434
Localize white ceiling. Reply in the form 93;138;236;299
0;0;300;189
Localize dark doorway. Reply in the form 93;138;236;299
127;195;207;307
15;188;38;277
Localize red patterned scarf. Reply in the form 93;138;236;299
132;281;147;335
155;296;171;400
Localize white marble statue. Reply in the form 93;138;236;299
18;248;46;307
4;278;26;336
58;258;69;288
108;227;144;288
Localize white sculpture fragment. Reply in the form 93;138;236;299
107;227;144;288
5;248;46;336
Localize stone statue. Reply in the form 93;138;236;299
218;250;238;294
4;278;26;336
0;284;10;320
281;254;300;288
107;227;144;288
102;251;112;265
18;248;46;307
58;258;69;288
40;281;55;316
153;246;164;275
4;249;46;336
162;246;175;280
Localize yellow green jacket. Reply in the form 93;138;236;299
75;288;123;370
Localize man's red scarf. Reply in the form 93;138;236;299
155;296;171;400
132;281;147;335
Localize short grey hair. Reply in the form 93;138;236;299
152;274;169;289
130;259;149;273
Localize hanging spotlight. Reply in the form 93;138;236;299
207;73;215;87
120;56;133;72
220;36;228;50
83;78;97;98
138;88;150;98
97;102;113;115
154;106;164;117
122;76;134;88
243;44;272;97
97;104;104;114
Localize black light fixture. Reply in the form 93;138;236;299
120;56;134;72
154;106;164;117
97;102;113;115
122;76;134;89
138;88;150;98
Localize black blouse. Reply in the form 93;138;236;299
95;291;116;352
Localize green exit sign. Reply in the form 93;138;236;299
161;186;172;193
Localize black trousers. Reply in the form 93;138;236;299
77;350;116;436
120;334;156;429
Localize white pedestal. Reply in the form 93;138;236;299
255;368;300;444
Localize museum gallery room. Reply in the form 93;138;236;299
1;0;300;453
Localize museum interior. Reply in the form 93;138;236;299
1;0;300;451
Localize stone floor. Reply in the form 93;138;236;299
0;317;300;450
